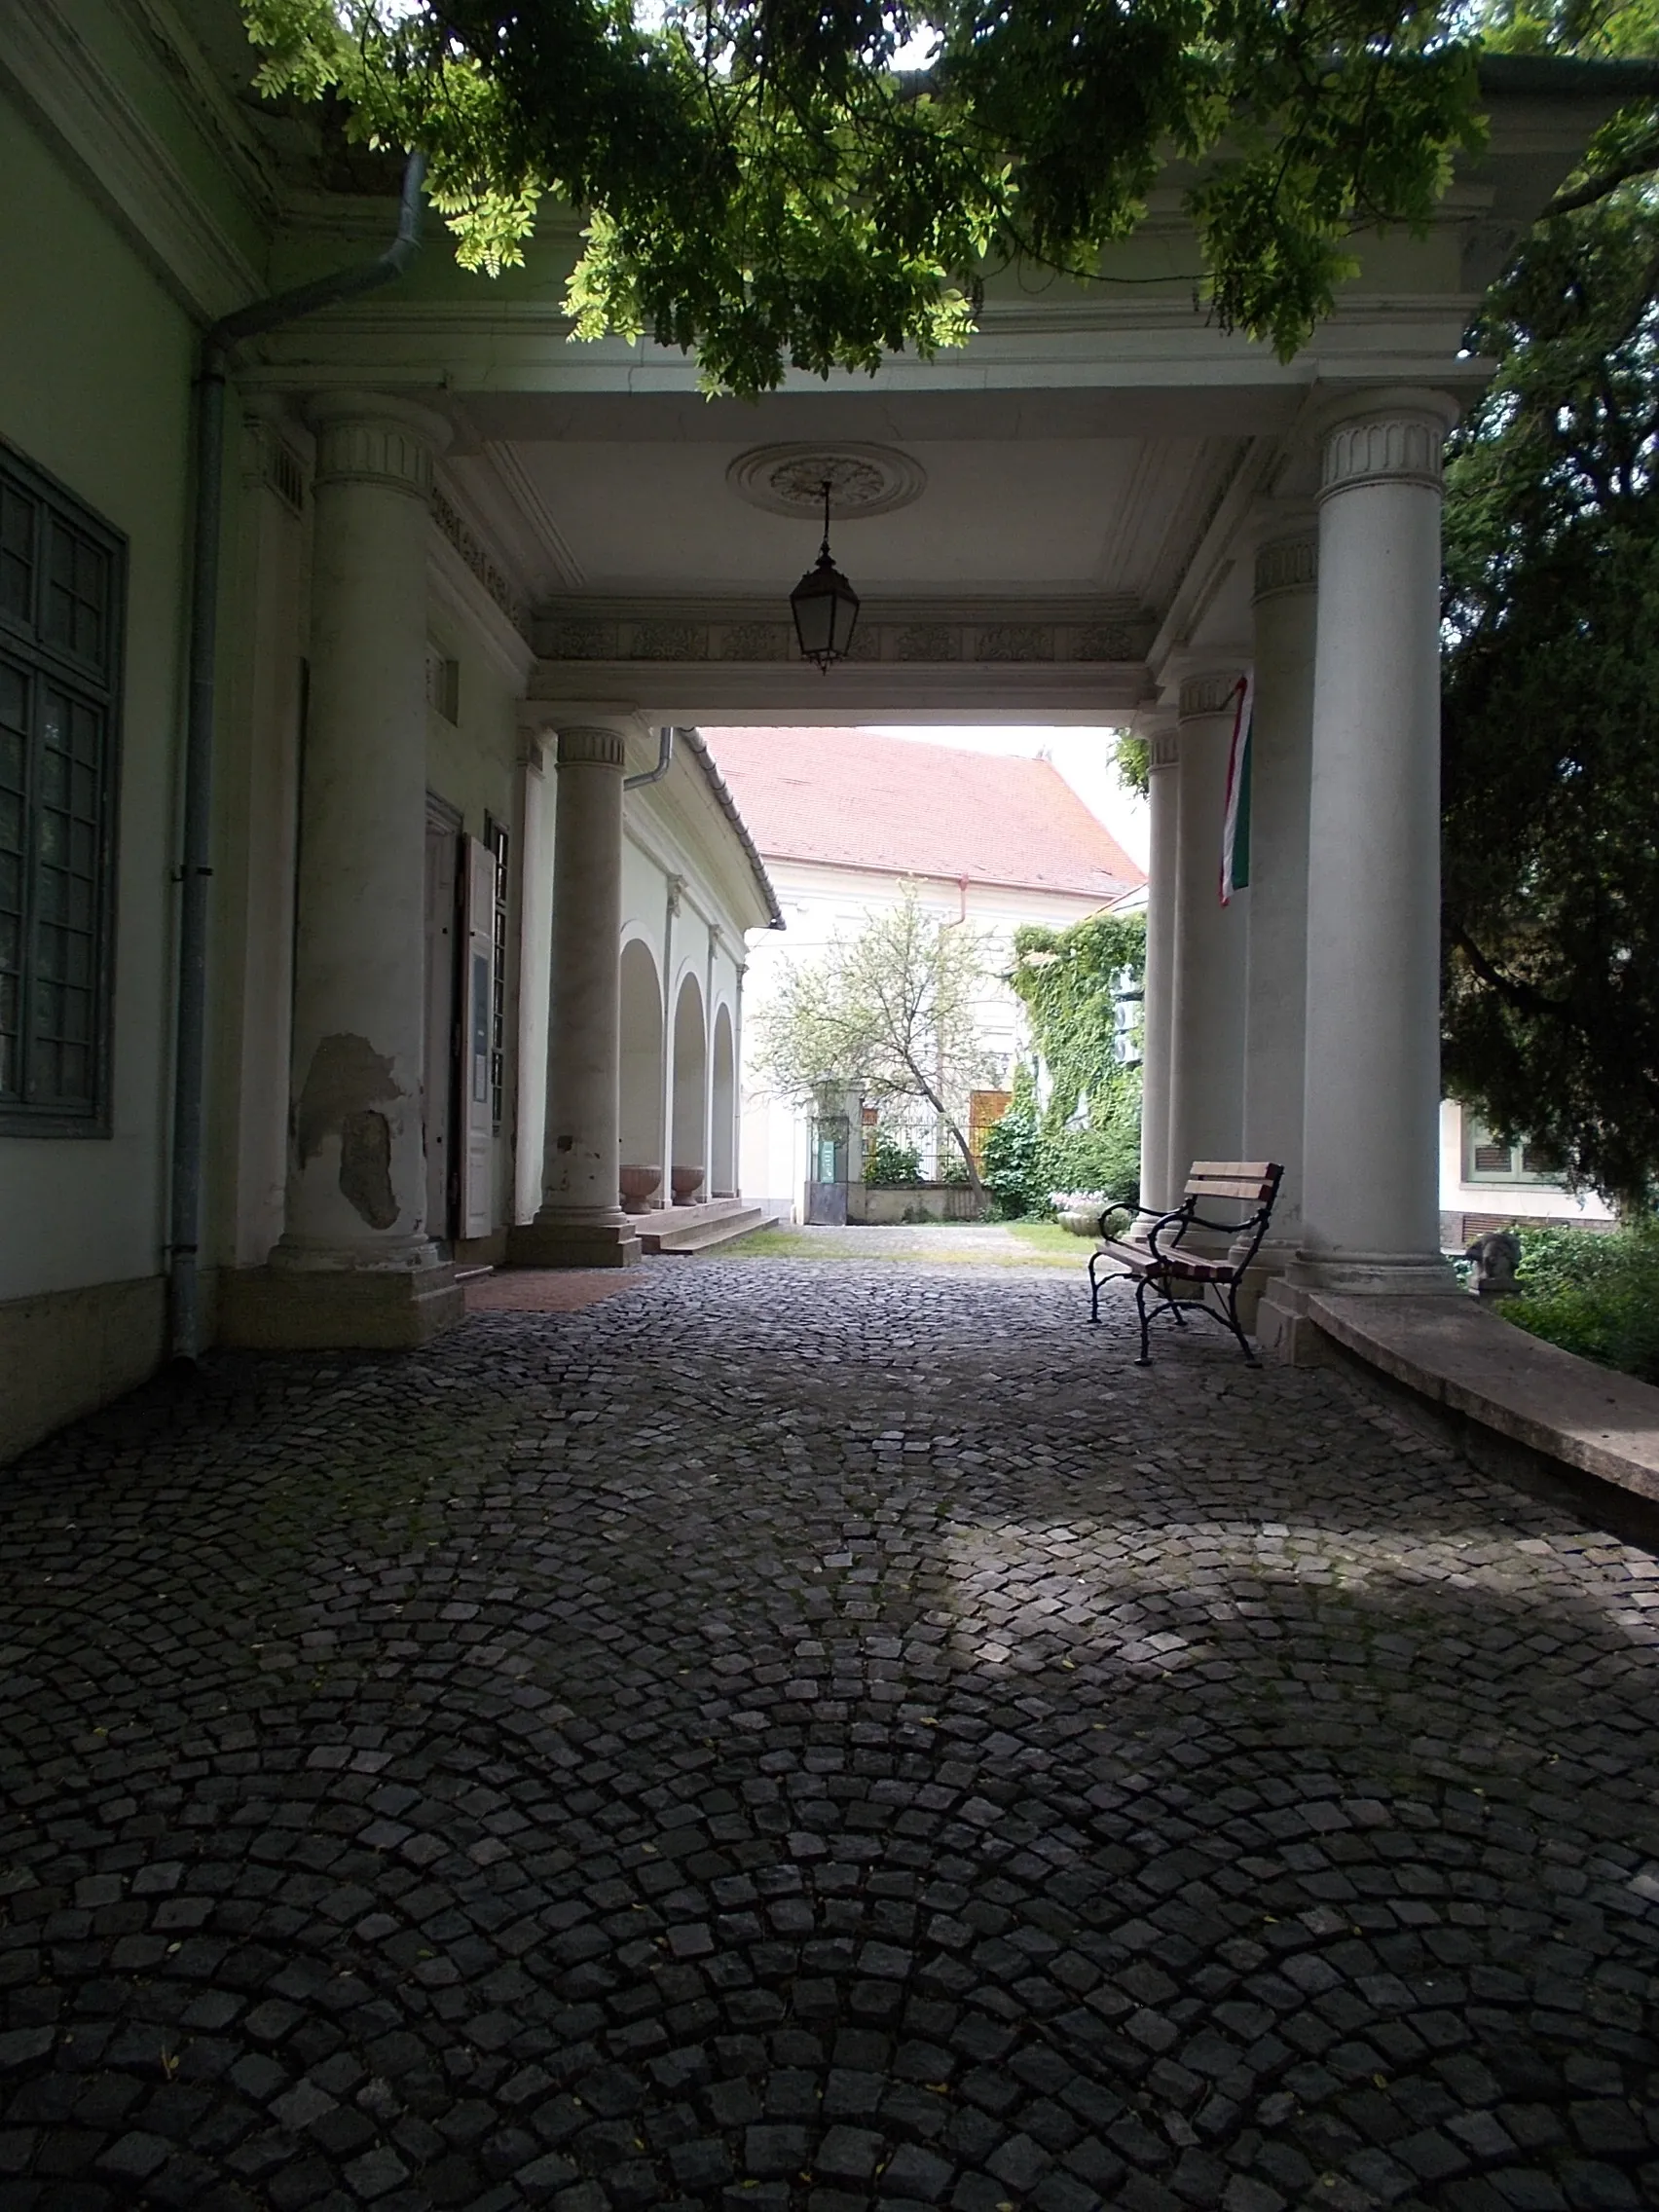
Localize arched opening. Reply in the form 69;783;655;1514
670;975;707;1204
711;1003;736;1197
619;939;665;1210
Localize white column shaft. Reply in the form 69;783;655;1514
537;726;630;1225
1299;398;1457;1291
1137;722;1179;1214
277;397;447;1270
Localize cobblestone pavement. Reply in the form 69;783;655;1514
4;1259;1659;2212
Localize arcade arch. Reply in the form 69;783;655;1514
619;938;665;1205
670;975;708;1202
711;1003;736;1198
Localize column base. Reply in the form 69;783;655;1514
1258;1252;1460;1365
506;1218;642;1270
1289;1249;1459;1298
219;1262;463;1350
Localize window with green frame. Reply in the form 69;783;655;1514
0;441;125;1135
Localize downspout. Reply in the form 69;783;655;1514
623;724;677;791
168;152;427;1363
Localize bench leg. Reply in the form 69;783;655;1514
1088;1251;1102;1325
1134;1276;1154;1366
1221;1283;1261;1368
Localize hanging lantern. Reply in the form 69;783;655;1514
789;478;861;670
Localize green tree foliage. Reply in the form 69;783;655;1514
1442;4;1659;1211
981;911;1145;1216
753;884;999;1190
243;0;1486;394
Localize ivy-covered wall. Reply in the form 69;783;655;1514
982;910;1146;1217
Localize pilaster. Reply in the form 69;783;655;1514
1237;518;1318;1296
1137;715;1180;1219
1165;666;1250;1250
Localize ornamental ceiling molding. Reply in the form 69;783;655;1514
727;443;927;521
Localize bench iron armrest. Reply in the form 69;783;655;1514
1141;1199;1198;1265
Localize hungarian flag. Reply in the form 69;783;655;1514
1220;673;1253;905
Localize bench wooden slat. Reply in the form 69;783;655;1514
1184;1176;1277;1200
1097;1239;1235;1282
1189;1161;1274;1177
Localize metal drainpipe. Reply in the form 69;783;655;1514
167;153;427;1363
623;725;676;791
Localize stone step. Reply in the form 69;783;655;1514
640;1200;780;1255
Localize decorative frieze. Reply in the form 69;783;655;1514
547;618;619;661
1252;532;1318;603
1149;724;1180;773
537;608;1154;667
717;622;792;661
1320;412;1445;500
629;621;708;662
1077;624;1136;661
557;726;628;770
894;623;959;662
431;487;530;639
976;624;1053;663
1178;671;1242;721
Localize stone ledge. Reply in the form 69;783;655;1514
1304;1291;1659;1511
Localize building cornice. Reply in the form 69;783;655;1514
0;0;264;319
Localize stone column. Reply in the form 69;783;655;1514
508;724;642;1267
226;393;462;1350
1287;392;1460;1304
1239;523;1318;1276
1164;668;1250;1245
1136;716;1180;1217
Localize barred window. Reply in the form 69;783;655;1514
0;443;123;1135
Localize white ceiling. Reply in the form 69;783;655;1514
481;433;1221;599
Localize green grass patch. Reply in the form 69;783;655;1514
713;1226;1083;1268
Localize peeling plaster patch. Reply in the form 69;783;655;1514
339;1111;398;1229
295;1034;400;1165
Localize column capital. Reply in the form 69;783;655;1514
1316;388;1460;503
1177;670;1245;723
306;392;451;501
1147;720;1180;773
557;724;629;770
1253;530;1318;603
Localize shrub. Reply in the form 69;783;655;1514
1503;1221;1659;1386
981;1086;1140;1220
981;1088;1046;1218
864;1132;922;1186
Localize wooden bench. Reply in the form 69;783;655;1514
1088;1161;1285;1366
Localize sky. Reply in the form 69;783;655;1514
863;725;1150;872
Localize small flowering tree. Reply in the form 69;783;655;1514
754;885;1000;1196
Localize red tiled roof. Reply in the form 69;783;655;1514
700;727;1144;900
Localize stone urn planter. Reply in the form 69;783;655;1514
619;1164;661;1213
1051;1192;1110;1238
671;1164;705;1204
